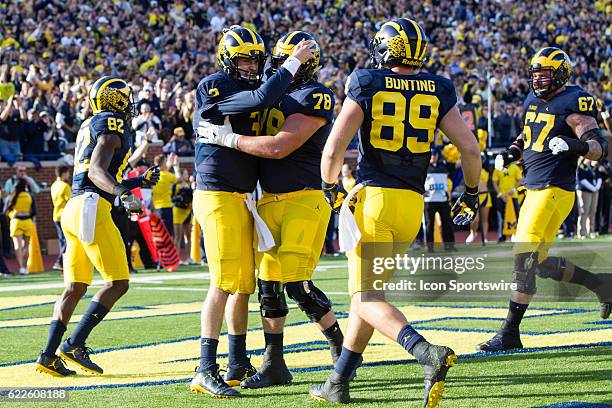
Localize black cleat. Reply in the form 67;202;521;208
190;365;241;398
416;343;458;408
224;361;257;387
59;341;103;375
601;303;611;319
240;358;293;389
309;371;350;403
476;332;523;352
35;353;76;377
593;273;612;319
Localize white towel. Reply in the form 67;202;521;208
245;193;275;252
79;192;99;243
339;183;364;252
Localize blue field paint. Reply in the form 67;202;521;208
54;341;612;391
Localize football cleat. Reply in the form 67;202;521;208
601;303;611;319
190;365;241;398
309;371;350;404
417;344;458;408
58;341;103;375
240;358;293;389
593;273;612;319
35;353;76;377
476;332;523;352
224;361;257;387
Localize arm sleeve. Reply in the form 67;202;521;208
345;70;372;110
27;176;41;194
201;68;295;118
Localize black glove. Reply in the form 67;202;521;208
451;187;479;225
322;182;347;213
113;185;143;214
140;165;160;186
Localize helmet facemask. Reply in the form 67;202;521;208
528;67;555;98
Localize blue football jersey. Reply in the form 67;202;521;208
193;67;294;193
521;86;598;191
258;81;334;193
71;111;133;203
346;68;457;193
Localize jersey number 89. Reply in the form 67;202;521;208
370;92;440;154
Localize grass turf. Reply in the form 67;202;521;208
0;239;611;408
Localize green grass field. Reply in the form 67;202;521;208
0;239;611;408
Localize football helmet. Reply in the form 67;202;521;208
271;31;320;88
217;25;266;89
88;76;136;120
370;18;429;69
528;47;571;98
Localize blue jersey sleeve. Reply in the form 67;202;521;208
90;112;127;139
436;77;458;121
199;67;295;119
292;85;335;122
345;69;374;110
565;89;598;119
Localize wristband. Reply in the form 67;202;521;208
281;56;302;77
465;185;479;195
113;184;131;197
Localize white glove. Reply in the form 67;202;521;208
196;116;239;149
549;136;569;155
494;154;505;171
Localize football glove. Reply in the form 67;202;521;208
196;116;239;149
140;165;160;186
322;182;348;213
451;190;479;225
549;135;589;156
114;185;143;214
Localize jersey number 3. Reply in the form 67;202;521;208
370;92;440;154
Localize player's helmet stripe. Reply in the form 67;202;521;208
407;19;423;61
246;27;257;44
284;30;301;47
94;77;123;112
226;31;245;46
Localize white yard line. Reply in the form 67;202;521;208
0;272;210;292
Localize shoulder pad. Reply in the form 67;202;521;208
90;112;127;137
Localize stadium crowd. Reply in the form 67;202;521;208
0;0;610;273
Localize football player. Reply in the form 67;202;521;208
197;31;349;389
36;76;160;377
477;47;611;352
308;18;482;407
190;25;315;398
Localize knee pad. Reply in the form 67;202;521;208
512;252;538;294
285;280;332;323
537;256;566;282
257;279;288;318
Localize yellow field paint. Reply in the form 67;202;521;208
2;305;607;389
0;301;295;328
0;295;58;310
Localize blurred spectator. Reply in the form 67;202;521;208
172;168;194;264
163;127;194;156
5;179;35;275
424;150;455;251
595;160;611;234
132;103;162;146
3;166;41;205
576;158;602;239
341;163;356;192
492;163;522;242
0;94;26;165
151;153;180;236
50;165;71;271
